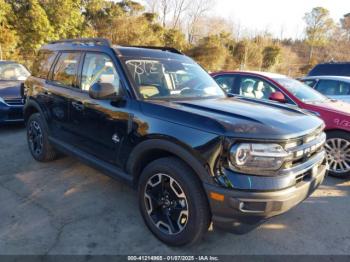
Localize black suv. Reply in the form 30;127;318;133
308;62;350;77
24;38;327;246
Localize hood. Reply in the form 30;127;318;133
141;97;324;140
306;99;350;116
0;80;22;100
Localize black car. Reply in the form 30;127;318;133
24;38;327;246
0;61;30;123
308;62;350;77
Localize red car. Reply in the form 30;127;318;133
211;71;350;178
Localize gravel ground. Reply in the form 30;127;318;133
0;124;349;255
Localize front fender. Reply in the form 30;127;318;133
126;137;223;185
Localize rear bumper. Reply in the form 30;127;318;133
204;160;327;233
0;100;24;123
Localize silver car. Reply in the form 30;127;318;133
300;76;350;103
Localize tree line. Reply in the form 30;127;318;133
0;0;349;76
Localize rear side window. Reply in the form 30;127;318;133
214;75;235;93
52;52;81;88
308;64;350;77
31;51;57;79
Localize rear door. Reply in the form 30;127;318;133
47;51;82;143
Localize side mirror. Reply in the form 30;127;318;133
89;82;121;100
269;91;286;103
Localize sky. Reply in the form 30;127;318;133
210;0;349;39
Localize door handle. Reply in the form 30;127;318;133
71;101;84;111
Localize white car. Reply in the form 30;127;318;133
300;76;350;103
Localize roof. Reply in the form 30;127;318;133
302;75;350;82
41;38;185;60
115;46;190;61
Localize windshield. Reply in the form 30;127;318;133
0;63;30;81
273;77;328;102
124;58;225;100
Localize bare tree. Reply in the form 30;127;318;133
144;0;159;13
160;0;169;27
171;0;190;29
186;0;213;44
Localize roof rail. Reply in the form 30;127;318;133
125;45;183;54
48;38;112;47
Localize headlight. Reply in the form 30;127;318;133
229;143;290;174
0;97;4;103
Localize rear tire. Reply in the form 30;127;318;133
138;157;210;246
325;131;350;178
26;113;58;162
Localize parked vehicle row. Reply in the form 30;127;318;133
0;38;349;246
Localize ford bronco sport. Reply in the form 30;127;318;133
24;38;327;246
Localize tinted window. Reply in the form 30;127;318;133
308;64;350;77
316;80;350;96
52;52;81;87
32;51;57;79
214;75;235;93
81;53;121;93
238;76;277;100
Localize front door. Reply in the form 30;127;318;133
68;52;131;165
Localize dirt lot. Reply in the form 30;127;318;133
0;124;349;255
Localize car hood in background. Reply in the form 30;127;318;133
0;81;23;100
328;95;350;104
141;97;324;140
307;99;350;116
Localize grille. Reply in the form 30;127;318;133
4;98;24;105
280;127;326;183
284;130;326;168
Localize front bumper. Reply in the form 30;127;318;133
204;156;327;233
0;100;24;123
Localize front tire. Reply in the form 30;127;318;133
138;157;210;246
325;131;350;178
26;113;58;162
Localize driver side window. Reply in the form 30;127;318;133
81;53;121;93
239;76;277;100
